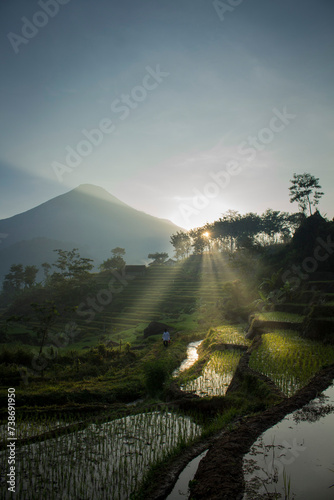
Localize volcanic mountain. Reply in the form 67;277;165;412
0;184;181;278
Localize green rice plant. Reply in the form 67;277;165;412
249;330;334;396
257;311;304;323
0;413;79;444
203;325;250;349
283;468;292;499
181;350;242;397
0;409;202;500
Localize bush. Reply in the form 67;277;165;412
144;359;173;397
0;364;23;385
0;346;34;367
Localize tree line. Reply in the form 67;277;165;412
170;209;303;258
170;172;325;258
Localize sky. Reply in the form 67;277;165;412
0;0;333;229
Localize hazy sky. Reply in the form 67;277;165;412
0;0;333;229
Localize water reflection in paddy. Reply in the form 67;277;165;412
173;340;203;377
180;350;242;397
243;384;334;499
0;411;202;500
166;449;209;499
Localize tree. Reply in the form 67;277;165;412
30;301;60;356
42;262;51;280
52;248;94;282
170;231;191;260
3;264;25;292
289;173;324;216
100;247;126;272
259;209;290;244
111;247;126;257
23;265;38;288
147;252;169;265
191;235;206;255
283;212;305;240
234;212;262;247
213;210;242;253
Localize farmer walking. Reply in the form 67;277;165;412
162;329;170;348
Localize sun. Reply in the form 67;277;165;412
203;232;210;238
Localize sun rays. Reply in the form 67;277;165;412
100;245;255;343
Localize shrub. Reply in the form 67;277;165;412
0;364;23;385
144;359;173;397
0;346;34;367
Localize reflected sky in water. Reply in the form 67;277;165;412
243;384;334;499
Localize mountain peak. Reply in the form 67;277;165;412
0;184;181;275
71;184;127;206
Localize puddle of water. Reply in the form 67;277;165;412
243;384;334;499
166;449;208;499
173;340;203;377
0;411;202;500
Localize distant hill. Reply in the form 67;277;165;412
0;184;182;280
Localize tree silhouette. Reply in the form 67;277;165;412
3;264;25;292
3;264;38;293
170;231;191;259
289;173;324;215
147;252;169;265
51;248;94;283
23;265;38;288
100;247;126;272
30;301;60;356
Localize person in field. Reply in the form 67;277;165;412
162;329;170;347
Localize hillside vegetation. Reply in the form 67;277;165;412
1;211;334;498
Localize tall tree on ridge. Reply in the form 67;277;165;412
289;173;324;216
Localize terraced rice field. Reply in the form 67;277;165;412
243;384;334;499
74;260;233;340
181;350;242;397
0;410;201;500
256;311;304;323
249;330;334;396
206;326;252;346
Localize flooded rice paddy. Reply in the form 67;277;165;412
3;333;332;499
249;330;334;396
0;419;80;442
172;340;203;376
243;384;334;499
166;449;209;499
180;350;242;397
0;410;201;500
